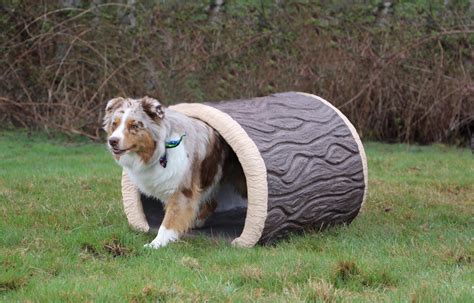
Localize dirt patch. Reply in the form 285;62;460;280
333;260;397;290
334;260;360;283
103;238;130;258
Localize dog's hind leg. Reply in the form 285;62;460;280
144;191;199;249
194;199;218;228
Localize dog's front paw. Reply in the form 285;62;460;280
144;240;165;249
144;226;180;249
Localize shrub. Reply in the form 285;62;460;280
0;0;472;143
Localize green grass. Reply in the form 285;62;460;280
0;130;473;302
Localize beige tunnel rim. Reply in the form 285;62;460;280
121;171;150;233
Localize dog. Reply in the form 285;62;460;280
103;96;230;248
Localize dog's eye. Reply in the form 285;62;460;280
130;123;140;130
112;121;118;128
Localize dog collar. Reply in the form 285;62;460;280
159;133;186;168
165;134;186;149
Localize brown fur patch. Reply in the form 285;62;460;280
122;118;156;164
163;192;199;233
197;199;218;221
141;97;164;122
182;188;193;198
200;131;225;190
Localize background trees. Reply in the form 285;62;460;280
1;0;472;143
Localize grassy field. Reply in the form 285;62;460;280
0;131;473;302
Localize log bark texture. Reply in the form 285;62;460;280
208;92;366;244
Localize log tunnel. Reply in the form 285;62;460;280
121;92;368;247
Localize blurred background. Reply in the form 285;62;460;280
1;0;473;144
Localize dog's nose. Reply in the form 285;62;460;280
108;137;119;147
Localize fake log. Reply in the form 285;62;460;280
121;92;368;247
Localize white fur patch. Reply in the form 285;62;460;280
144;225;179;249
110;108;131;145
123;134;190;201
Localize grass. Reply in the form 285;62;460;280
0;130;473;302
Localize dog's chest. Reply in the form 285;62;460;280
132;169;179;200
125;147;190;202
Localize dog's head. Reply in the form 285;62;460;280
103;96;165;164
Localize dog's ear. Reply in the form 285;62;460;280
103;97;125;131
105;97;125;113
141;96;165;122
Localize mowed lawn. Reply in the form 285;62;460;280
0;131;472;302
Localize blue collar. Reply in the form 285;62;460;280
159;134;186;168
